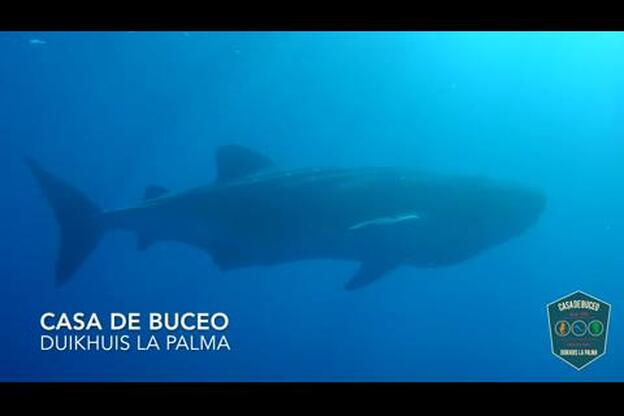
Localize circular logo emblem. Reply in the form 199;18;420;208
554;320;570;337
571;320;587;337
588;320;604;337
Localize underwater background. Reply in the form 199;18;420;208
1;31;623;381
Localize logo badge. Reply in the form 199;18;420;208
547;291;611;370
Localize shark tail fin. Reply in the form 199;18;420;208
25;158;103;285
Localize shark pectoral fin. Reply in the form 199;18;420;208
215;145;274;183
136;234;154;251
211;246;247;271
345;261;396;291
144;185;169;200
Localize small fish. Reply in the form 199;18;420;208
349;213;422;231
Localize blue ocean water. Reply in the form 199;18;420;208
1;31;623;381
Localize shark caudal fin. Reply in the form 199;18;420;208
25;159;103;285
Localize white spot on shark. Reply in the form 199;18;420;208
349;213;421;231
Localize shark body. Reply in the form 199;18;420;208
27;145;546;290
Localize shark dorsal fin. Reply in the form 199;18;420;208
144;185;169;200
216;145;274;183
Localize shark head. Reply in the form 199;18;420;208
406;179;547;268
476;182;547;245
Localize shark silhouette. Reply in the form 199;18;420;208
27;145;546;290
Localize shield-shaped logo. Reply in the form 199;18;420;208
547;291;611;370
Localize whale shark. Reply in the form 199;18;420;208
26;145;546;290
